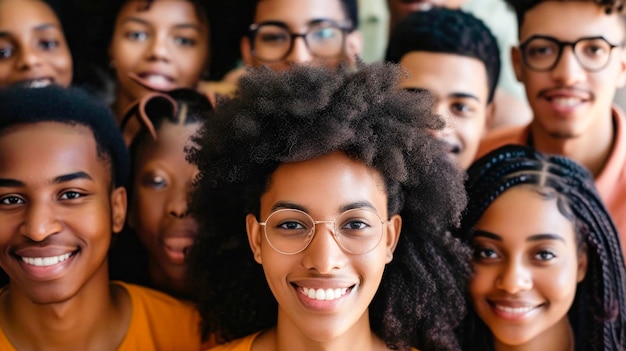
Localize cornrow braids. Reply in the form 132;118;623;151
456;144;626;351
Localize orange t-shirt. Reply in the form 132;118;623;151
476;105;626;258
0;281;208;350
207;331;420;351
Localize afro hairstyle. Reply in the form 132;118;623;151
187;62;471;351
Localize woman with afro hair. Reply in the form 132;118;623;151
456;144;626;351
187;63;471;351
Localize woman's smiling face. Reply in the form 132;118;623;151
469;186;587;348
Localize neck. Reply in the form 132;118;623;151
530;109;615;177
494;316;574;351
148;259;191;299
257;308;390;351
0;263;131;350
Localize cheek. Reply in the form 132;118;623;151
468;265;495;298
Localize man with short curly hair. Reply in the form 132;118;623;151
386;7;500;169
477;0;626;257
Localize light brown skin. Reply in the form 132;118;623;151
0;122;129;350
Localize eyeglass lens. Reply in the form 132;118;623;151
522;36;616;71
262;208;384;255
252;22;345;62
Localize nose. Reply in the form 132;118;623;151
550;47;586;86
495;258;533;294
432;103;454;139
16;44;43;71
19;201;63;242
301;222;347;274
167;190;189;219
284;35;314;65
146;32;170;62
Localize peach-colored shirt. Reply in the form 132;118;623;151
476;105;626;258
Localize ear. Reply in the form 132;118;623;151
110;186;127;234
384;214;402;264
615;48;626;89
345;30;364;65
241;36;255;67
511;46;523;82
246;213;263;264
576;245;588;283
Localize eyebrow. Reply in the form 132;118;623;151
0;23;59;38
449;92;480;102
122;17;202;31
0;171;93;188
473;230;566;243
403;87;480;102
270;200;377;213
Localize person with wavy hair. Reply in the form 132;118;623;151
187;63;470;351
456;144;626;351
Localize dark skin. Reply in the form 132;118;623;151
0;122;129;350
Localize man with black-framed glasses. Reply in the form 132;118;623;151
476;0;626;258
240;0;363;71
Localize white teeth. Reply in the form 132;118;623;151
27;79;52;88
301;287;349;301
551;97;581;107
144;75;170;85
21;253;71;267
495;305;535;314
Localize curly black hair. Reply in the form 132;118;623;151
187;63;471;350
456;144;626;351
385;7;500;103
506;0;626;30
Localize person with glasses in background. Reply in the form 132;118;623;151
240;0;362;71
476;0;626;257
187;63;471;351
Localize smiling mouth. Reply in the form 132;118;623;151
20;251;75;267
297;286;353;301
12;78;54;89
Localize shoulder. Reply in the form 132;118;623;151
115;282;205;351
475;125;529;161
207;332;262;351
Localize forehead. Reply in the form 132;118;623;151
520;1;625;43
254;0;347;28
261;152;388;215
399;51;489;102
0;0;61;33
475;186;576;244
116;0;207;29
0;122;109;183
134;121;200;162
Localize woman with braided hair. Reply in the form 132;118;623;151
456;144;626;351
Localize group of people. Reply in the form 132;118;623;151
0;0;625;350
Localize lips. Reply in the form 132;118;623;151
128;71;176;92
300;286;350;301
487;299;543;321
21;252;72;267
11;77;55;88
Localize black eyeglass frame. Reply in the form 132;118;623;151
247;19;353;63
519;34;621;72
